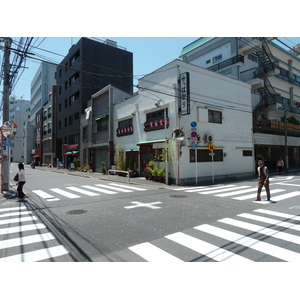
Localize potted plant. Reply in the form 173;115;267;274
158;168;165;183
152;167;159;181
101;161;107;174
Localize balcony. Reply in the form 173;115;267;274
275;73;300;88
239;38;262;55
207;55;244;72
253;119;300;137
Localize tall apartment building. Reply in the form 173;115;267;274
9;97;31;163
55;37;133;164
180;37;300;170
28;61;56;165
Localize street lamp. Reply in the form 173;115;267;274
138;86;169;185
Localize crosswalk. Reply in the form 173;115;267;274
0;205;71;262
174;184;300;203
127;208;300;262
32;183;147;202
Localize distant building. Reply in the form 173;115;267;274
28;62;56;165
9;97;31;163
55;37;133;168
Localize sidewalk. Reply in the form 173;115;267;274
25;165;167;187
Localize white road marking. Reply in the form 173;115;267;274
129;242;183;262
0;233;55;250
0;223;46;236
165;232;251;262
81;185;117;194
0;211;32;218
238;213;300;232
32;190;60;201
125;201;162;209
199;186;250;195
233;189;284;200
195;224;300;262
0;245;69;262
0;207;26;213
66;186;100;196
219;218;300;245
96;184;133;193
108;183;147;191
50;188;81;199
0;215;37;225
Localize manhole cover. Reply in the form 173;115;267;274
66;209;87;215
169;195;188;198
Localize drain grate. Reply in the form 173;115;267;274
169;195;188;198
67;209;87;215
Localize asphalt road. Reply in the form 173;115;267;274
1;164;300;262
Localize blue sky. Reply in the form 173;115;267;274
6;37;198;100
4;36;300;102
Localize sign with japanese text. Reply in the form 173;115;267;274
179;72;190;115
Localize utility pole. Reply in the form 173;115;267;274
2;37;12;191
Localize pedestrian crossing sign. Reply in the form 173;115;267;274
208;143;216;152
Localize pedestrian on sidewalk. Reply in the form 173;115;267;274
277;157;284;174
16;163;26;200
256;160;271;201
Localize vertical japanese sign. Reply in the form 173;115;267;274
179;72;190;115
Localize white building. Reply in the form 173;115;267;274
114;59;253;185
180;37;300;170
9;97;31;163
27;62;56;164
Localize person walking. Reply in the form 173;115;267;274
16;163;26;200
277;157;284;174
256;160;271;201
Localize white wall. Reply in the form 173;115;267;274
114;59;254;184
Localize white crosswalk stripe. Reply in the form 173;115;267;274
176;183;300;203
126;209;300;262
0;206;70;262
31;183;146;201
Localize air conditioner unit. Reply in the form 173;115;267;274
206;135;214;143
197;134;202;143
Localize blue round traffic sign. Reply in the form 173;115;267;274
190;121;197;128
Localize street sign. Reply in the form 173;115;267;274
190;121;197;128
4;138;12;147
191;141;198;149
191;131;198;138
208;143;216;152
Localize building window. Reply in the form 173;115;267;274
117;118;133;136
248;54;259;63
96;115;108;131
69;134;79;145
208;109;222;124
69;91;79;105
213;54;222;63
69;72;79;86
190;149;223;162
69;112;79;125
243;150;253;156
206;59;211;64
144;108;169;132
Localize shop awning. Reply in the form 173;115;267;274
95;114;108;121
33;155;40;158
137;139;165;145
64;151;79;156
